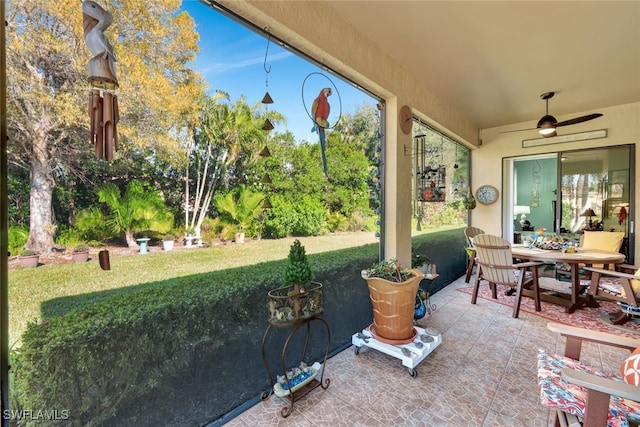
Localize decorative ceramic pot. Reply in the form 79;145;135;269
71;251;89;263
18;254;40;268
365;269;423;343
267;282;324;326
162;240;174;251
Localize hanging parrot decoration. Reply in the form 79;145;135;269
618;206;628;225
311;87;332;176
82;0;119;161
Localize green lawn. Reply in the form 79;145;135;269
8;232;378;345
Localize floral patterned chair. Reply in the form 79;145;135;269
538;322;640;427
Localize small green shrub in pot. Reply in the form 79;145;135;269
283;239;314;291
268;239;323;325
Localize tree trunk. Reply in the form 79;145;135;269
125;230;138;249
25;135;56;254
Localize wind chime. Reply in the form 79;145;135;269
82;0;119;161
530;160;542;207
260;28;274;210
416;133;446;202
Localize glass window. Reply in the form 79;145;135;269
411;120;470;233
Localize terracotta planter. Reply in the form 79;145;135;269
18;254;40;268
71;251;89;263
365;269;423;343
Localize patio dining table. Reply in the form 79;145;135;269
511;245;625;313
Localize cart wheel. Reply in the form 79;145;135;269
408;368;417;378
354;346;360;355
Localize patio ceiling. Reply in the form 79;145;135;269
328;1;640;131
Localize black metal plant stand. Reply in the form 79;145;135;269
260;315;331;417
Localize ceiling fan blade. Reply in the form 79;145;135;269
555;113;603;127
499;127;537;134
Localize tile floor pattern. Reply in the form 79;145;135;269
224;274;627;426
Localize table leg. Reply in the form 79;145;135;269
564;263;598;313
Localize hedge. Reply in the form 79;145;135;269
11;228;466;426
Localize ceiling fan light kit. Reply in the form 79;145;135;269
503;91;603;138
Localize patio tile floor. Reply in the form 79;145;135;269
223;274;624;426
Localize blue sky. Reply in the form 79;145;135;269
179;0;377;142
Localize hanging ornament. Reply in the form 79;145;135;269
302;72;343;178
261;118;274;131
259;146;271;158
261;92;273;104
83;1;119;161
463;189;476;210
259;28;274;211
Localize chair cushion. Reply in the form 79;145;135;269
592;268;640;299
538;349;640;427
621;346;640;386
582;231;625;253
512;269;533;283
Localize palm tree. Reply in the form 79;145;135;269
185;93;285;237
213;185;264;241
76;181;173;248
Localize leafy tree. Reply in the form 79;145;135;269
76;181;173;248
6;0;204;253
185;94;282;236
334;102;381;161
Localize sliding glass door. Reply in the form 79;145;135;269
558;145;634;261
504;145;634;262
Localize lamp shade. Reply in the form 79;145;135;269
514;205;530;216
580;208;596;217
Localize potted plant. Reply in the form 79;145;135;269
463;189;476;210
71;245;90;263
411;252;432;275
267;239;323;325
18;249;40;268
162;235;174;251
362;258;424;343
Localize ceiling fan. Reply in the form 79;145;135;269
503;91;603;138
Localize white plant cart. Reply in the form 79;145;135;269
351;325;442;378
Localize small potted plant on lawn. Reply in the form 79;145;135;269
162;235;174;251
362;258;424;343
18;249;40;268
267;239;323;325
71;245;90;263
